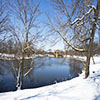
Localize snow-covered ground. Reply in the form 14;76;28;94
0;56;100;100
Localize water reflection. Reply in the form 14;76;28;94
0;57;83;93
68;58;83;78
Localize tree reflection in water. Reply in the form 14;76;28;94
0;57;44;92
0;57;83;93
68;58;83;78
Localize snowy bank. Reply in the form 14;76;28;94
0;56;100;100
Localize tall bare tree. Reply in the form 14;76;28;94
8;0;42;89
48;0;100;78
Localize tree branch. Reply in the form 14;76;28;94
24;68;33;77
96;25;100;30
54;28;87;52
71;5;95;25
78;36;90;42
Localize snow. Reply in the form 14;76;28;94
0;56;100;100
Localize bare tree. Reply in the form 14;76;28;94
48;0;100;78
8;0;42;89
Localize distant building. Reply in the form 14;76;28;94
54;50;63;58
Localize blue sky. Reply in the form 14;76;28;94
37;0;65;51
1;0;99;51
38;0;99;51
40;0;50;12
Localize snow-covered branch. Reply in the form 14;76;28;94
71;5;96;25
54;28;87;52
96;22;100;30
76;20;88;27
96;25;100;30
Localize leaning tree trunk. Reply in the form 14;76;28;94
85;0;100;78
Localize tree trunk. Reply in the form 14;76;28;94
92;56;95;64
20;53;24;88
25;31;28;42
85;49;91;78
84;0;100;78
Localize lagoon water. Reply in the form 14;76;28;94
0;56;83;93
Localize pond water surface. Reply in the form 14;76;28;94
0;56;83;93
